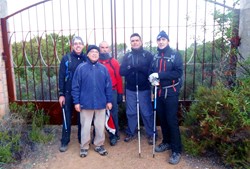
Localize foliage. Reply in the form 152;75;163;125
183;77;250;168
0;103;53;165
9;102;35;123
29;109;52;143
0;129;21;163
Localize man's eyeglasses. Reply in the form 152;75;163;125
74;42;83;46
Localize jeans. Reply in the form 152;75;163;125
125;89;154;137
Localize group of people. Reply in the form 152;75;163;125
58;30;183;165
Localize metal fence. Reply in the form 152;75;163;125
1;0;239;123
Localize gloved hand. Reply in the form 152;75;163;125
117;94;123;104
151;79;160;86
148;73;159;83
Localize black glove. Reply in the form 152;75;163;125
117;94;123;104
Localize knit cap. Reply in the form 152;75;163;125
157;30;169;41
86;45;100;54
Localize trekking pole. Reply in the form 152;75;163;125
136;84;141;158
153;86;157;158
62;104;68;133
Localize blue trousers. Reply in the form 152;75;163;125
61;92;81;145
125;89;154;137
107;90;119;139
157;95;182;153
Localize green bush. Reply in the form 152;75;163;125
183;78;250;168
0;131;21;163
29;109;53;143
0;103;53;165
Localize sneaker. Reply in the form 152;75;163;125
110;137;117;146
94;146;108;156
155;142;170;152
59;144;68;152
80;149;88;158
124;135;136;142
169;152;181;164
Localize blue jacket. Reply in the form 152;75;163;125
71;58;113;109
150;46;183;97
120;47;153;91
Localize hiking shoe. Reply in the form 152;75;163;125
110;137;117;146
155;142;170;152
116;135;120;141
124;135;136;142
147;136;155;145
169;152;181;164
80;149;88;158
59;144;68;152
94;146;108;156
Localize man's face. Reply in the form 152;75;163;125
72;39;84;55
87;49;99;62
99;42;110;53
157;37;169;49
130;36;142;49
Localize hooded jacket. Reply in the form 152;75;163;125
71;58;113;109
120;47;153;91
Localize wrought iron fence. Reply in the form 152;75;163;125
1;0;238;115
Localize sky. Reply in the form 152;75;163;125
6;0;239;50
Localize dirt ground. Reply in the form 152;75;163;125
6;126;226;169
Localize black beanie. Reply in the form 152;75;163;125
157;30;169;41
87;45;100;54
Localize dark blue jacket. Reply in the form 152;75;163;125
150;46;183;96
120;47;153;91
58;51;86;96
71;58;113;109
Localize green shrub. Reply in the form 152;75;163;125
183;78;250;168
29;109;53;143
0;103;53;165
9;102;35;123
0;131;21;163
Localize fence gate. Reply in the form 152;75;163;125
1;0;239;124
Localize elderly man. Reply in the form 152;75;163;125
72;45;113;157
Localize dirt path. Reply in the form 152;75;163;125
9;126;226;169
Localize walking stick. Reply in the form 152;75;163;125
153;86;157;158
136;85;141;157
62;105;68;133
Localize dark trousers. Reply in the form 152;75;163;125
61;92;81;145
157;95;182;153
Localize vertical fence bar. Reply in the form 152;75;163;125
176;0;179;50
192;0;198;96
183;0;189;100
211;2;216;86
202;1;207;85
123;0;126;53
